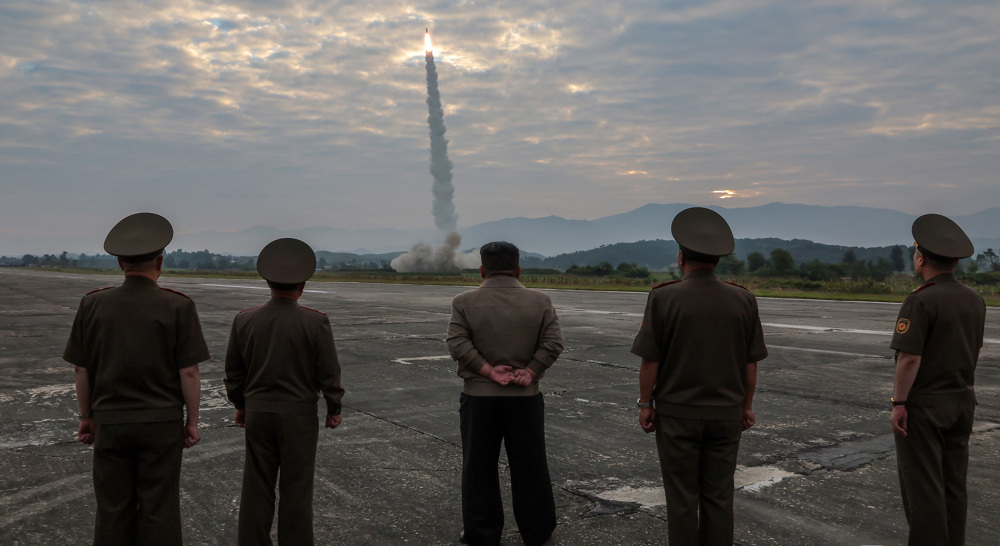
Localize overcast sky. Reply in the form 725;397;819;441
2;0;998;254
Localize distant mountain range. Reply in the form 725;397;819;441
169;203;999;257
4;203;998;257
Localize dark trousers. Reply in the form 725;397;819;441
92;421;184;546
460;393;556;546
655;415;743;546
238;411;320;546
895;404;975;546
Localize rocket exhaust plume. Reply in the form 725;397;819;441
424;30;458;233
392;30;480;273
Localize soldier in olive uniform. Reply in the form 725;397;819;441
631;207;767;545
890;214;986;546
65;212;210;545
447;241;564;546
224;238;344;546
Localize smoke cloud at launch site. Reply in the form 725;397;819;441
390;231;480;273
392;34;480;273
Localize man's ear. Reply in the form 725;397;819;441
479;266;486;279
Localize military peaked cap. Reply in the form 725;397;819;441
671;207;735;257
257;238;317;284
912;214;974;260
103;212;173;258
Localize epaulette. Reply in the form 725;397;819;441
651;280;682;290
159;287;191;299
911;281;935;294
301;305;327;315
238;305;263;314
725;281;751;291
85;286;115;295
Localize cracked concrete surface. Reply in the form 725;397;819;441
1;268;998;545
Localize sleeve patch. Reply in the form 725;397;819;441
895;318;911;335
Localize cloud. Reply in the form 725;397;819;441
1;0;999;255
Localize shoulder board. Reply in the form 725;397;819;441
85;286;115;295
911;281;935;294
301;305;327;315
238;305;264;314
159;287;191;299
724;281;751;291
651;280;682;290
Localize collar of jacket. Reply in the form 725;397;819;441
480;276;524;288
122;275;159;289
682;269;718;280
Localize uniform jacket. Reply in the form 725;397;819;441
225;297;344;415
63;275;210;424
447;276;564;396
890;272;986;406
631;270;768;420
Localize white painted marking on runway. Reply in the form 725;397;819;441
198;283;336;294
759;296;902;306
768;345;888;359
557;307;642;317
765;323;1000;344
551;309;1000;344
763;323;891;336
200;283;269;290
392;355;452;365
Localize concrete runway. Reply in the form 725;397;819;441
1;267;998;545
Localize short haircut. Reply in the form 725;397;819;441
480;241;519;273
680;246;720;266
917;248;958;270
267;280;305;292
121;249;163;265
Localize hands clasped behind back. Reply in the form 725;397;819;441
486;364;537;387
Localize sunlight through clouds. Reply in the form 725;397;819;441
0;0;998;253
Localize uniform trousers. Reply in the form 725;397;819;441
239;411;320;546
460;393;556;546
93;420;184;546
895;404;975;546
655;415;743;546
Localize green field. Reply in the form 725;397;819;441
12;267;1000;307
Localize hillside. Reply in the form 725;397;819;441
521;238;911;271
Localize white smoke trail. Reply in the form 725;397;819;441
392;33;476;273
425;44;458;233
391;231;480;273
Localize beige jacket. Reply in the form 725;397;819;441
447;276;564;396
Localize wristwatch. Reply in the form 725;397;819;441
636;398;653;409
890;397;906;407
